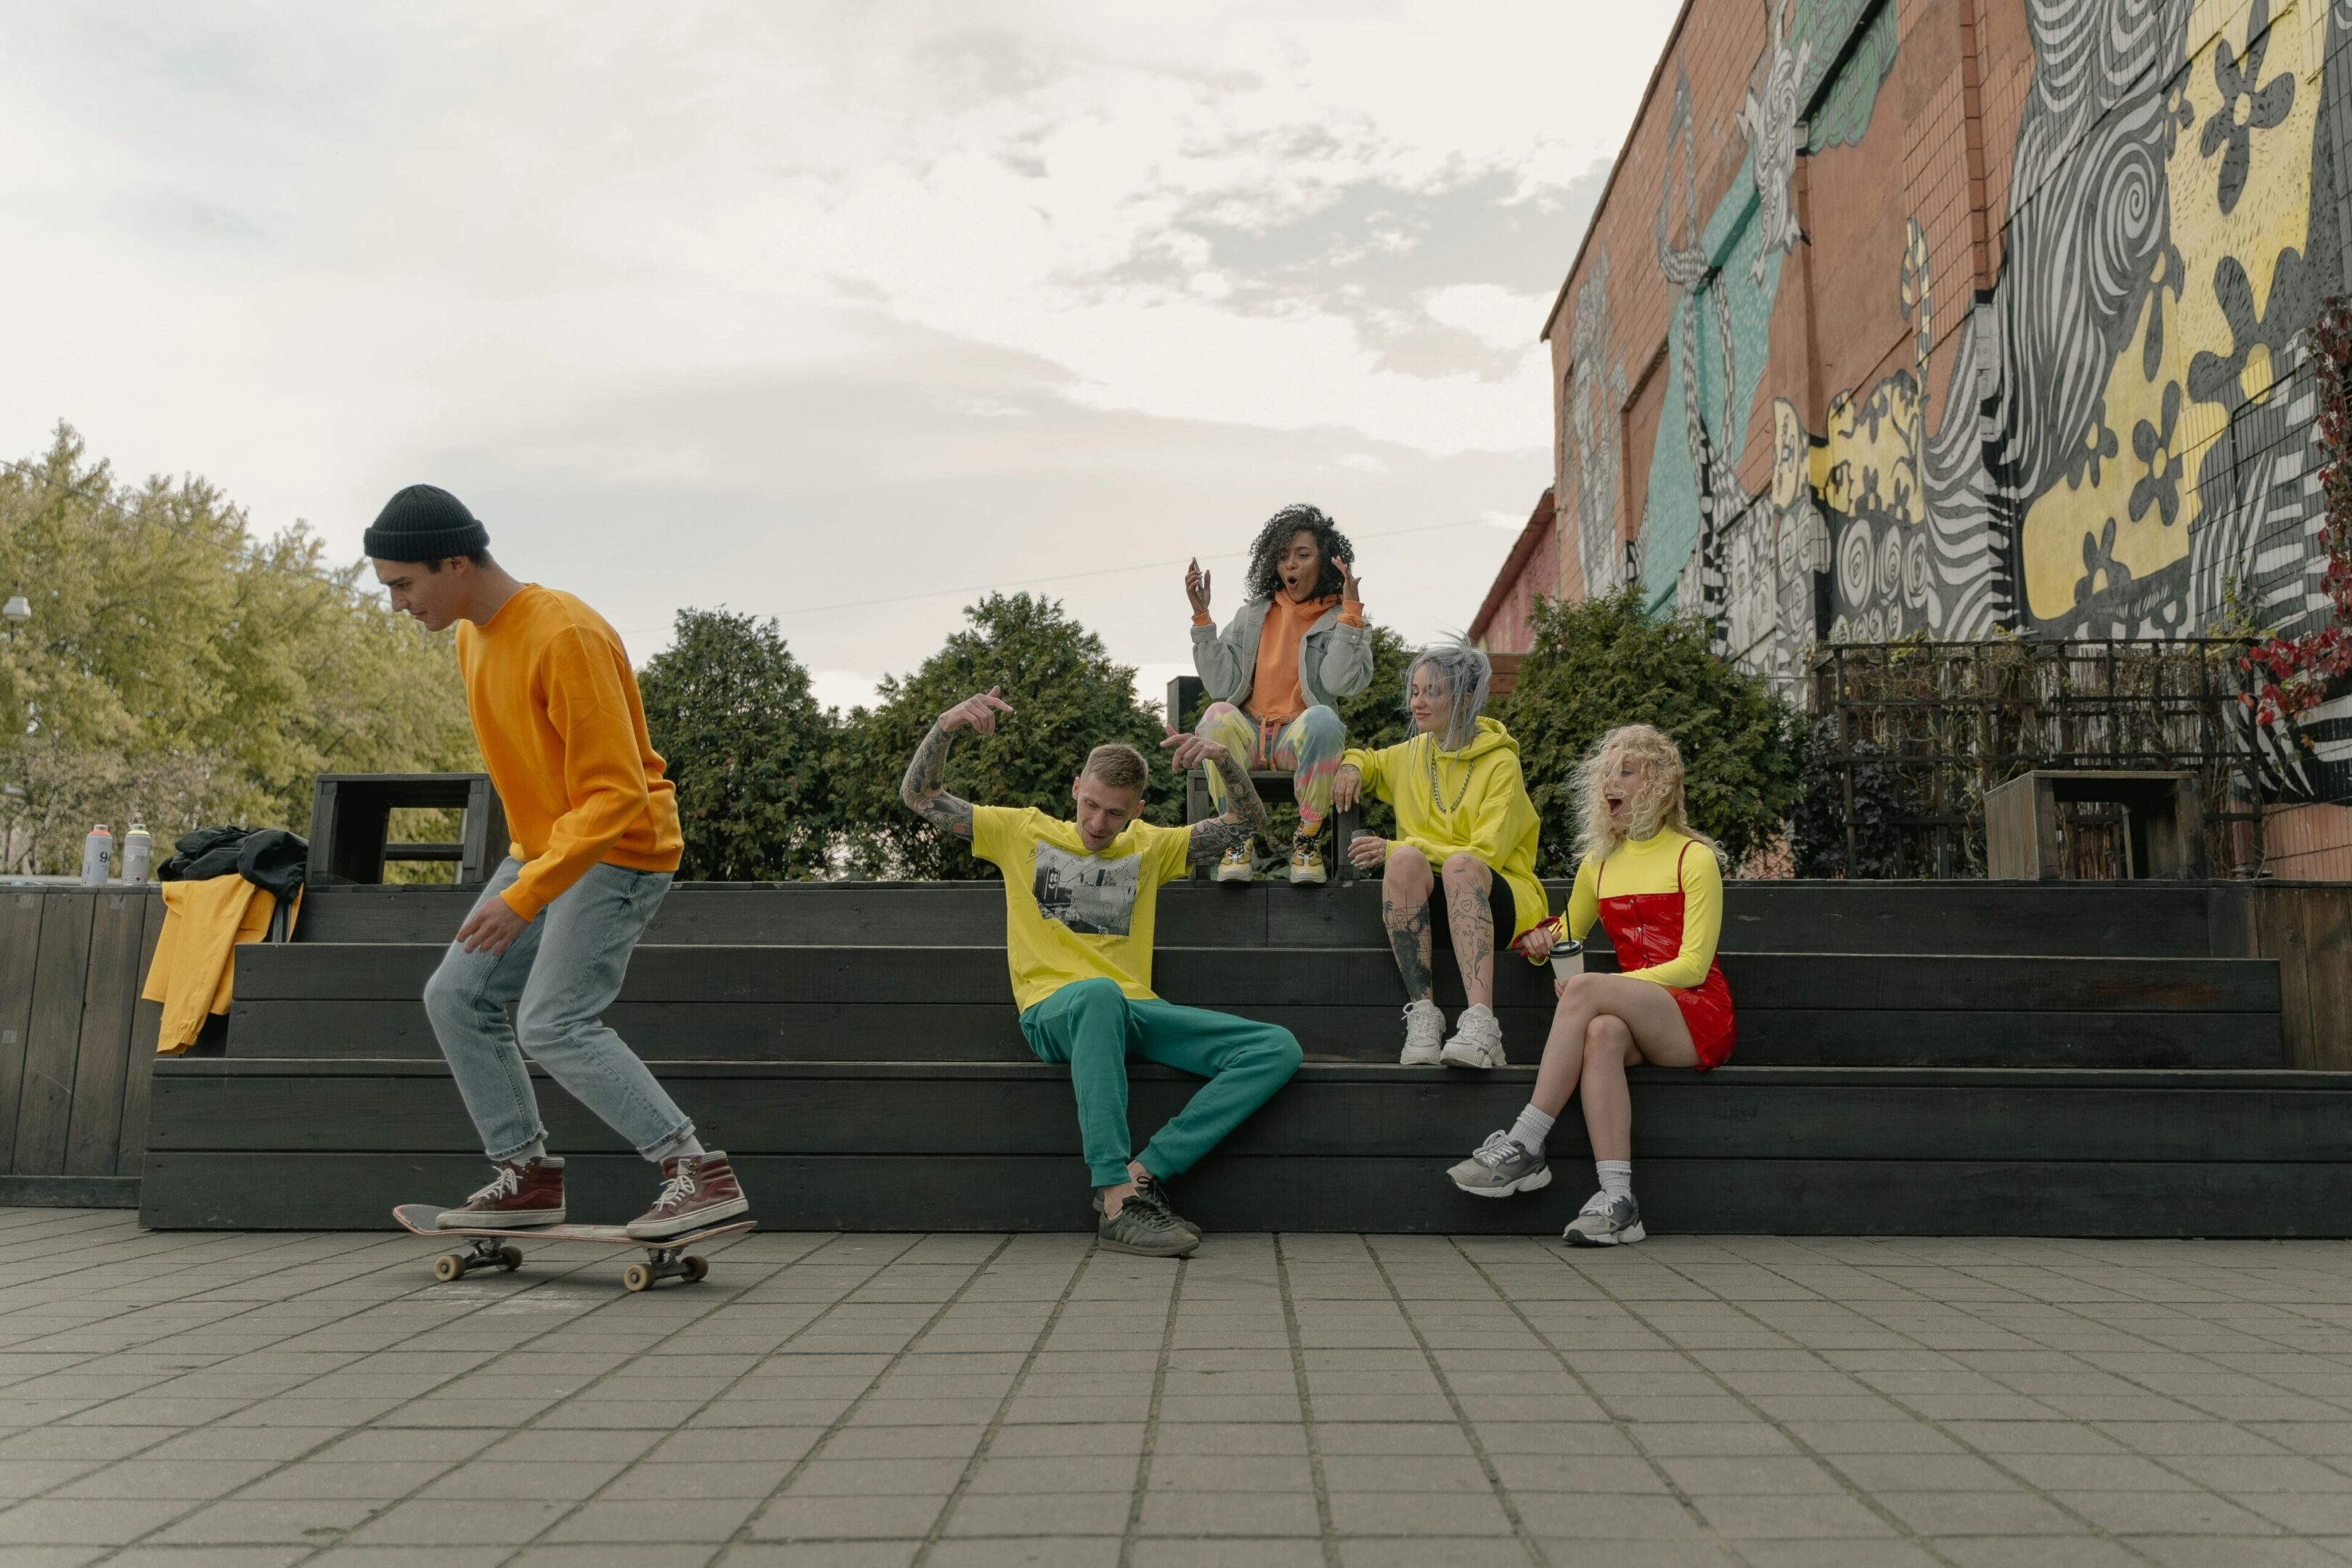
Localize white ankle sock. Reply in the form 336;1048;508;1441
1508;1105;1555;1156
1596;1160;1633;1200
511;1138;547;1165
648;1130;707;1164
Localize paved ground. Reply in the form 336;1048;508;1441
1;1209;2350;1567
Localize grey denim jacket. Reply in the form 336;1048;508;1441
1191;597;1374;714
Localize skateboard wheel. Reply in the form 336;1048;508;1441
433;1254;463;1283
685;1255;709;1283
623;1262;653;1292
498;1246;523;1271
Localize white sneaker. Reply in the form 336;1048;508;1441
1440;1003;1505;1069
1563;1190;1645;1246
1214;846;1254;883
1398;1000;1445;1066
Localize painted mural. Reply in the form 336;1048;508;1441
1559;0;2352;796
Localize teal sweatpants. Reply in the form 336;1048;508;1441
1019;977;1303;1187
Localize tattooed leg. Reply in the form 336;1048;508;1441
898;722;975;838
1188;750;1274;863
1381;845;1436;1001
1440;854;1495;1008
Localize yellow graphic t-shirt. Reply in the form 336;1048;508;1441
972;806;1193;1013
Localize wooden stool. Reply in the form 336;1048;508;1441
306;773;509;886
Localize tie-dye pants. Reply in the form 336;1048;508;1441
1194;701;1347;834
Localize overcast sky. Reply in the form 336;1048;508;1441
0;2;1672;711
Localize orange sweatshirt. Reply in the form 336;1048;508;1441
457;585;682;920
1190;592;1365;722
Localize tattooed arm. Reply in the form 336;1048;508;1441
900;687;1013;838
1160;726;1270;863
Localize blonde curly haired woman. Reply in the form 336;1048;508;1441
1445;723;1736;1246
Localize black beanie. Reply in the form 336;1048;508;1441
363;484;491;561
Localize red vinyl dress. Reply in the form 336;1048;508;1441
1581;836;1737;1069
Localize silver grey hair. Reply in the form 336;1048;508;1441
1404;637;1490;751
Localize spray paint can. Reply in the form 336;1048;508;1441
121;824;151;883
80;825;113;886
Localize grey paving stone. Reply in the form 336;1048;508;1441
943;1491;1132;1536
750;1491;944;1539
0;1498;196;1545
147;1496;389;1545
540;1496;764;1543
1508;1492;1705;1539
1133;1490;1320;1536
234;1460;457;1499
1691;1491;1900;1539
1129;1540;1325;1568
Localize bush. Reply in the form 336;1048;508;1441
1496;587;1805;875
638;608;838;881
1789;716;1919;878
838;593;1183;879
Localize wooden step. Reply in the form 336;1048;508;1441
139;1151;2352;1237
142;1059;2352;1236
223;997;2287;1070
234;944;2279;1014
146;1059;2352;1162
290;880;2224;956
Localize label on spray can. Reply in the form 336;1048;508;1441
81;825;113;886
122;825;151;883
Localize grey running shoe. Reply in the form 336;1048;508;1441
1562;1190;1646;1247
1095;1172;1199;1240
1098;1187;1199;1258
1440;1003;1505;1069
1399;1000;1445;1066
1447;1131;1552;1197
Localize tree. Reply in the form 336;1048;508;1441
0;424;477;875
838;592;1183;879
1496;587;1806;875
638;608;838;880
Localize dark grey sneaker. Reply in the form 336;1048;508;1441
1447;1131;1551;1198
1098;1172;1199;1239
1097;1186;1199;1258
1563;1191;1646;1247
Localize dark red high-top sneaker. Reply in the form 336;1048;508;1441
624;1151;749;1240
436;1156;565;1230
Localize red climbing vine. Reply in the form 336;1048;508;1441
2239;297;2352;726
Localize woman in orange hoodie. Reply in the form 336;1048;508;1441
1185;505;1373;886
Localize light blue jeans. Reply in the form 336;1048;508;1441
422;857;694;1163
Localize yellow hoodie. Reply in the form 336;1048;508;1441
1341;716;1548;937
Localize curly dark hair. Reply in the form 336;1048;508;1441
1242;504;1354;603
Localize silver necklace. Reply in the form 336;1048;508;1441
1424;734;1474;812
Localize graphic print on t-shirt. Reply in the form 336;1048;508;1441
1032;844;1140;936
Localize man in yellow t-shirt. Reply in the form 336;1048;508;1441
900;687;1303;1257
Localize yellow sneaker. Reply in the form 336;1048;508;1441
1214;845;1254;883
1288;841;1327;886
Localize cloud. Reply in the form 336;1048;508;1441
0;0;1670;709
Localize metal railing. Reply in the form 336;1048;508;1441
1808;639;2268;878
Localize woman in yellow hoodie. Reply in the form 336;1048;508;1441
1332;640;1546;1070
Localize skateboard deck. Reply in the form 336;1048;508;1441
393;1204;755;1291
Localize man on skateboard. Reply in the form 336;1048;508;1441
369;483;748;1241
900;687;1304;1256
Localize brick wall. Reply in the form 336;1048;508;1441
1514;0;2352;799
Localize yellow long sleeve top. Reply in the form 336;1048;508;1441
1564;827;1723;988
1340;717;1548;937
457;585;682;920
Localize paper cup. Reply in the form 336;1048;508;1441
1548;940;1585;981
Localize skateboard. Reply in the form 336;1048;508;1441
392;1204;756;1292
